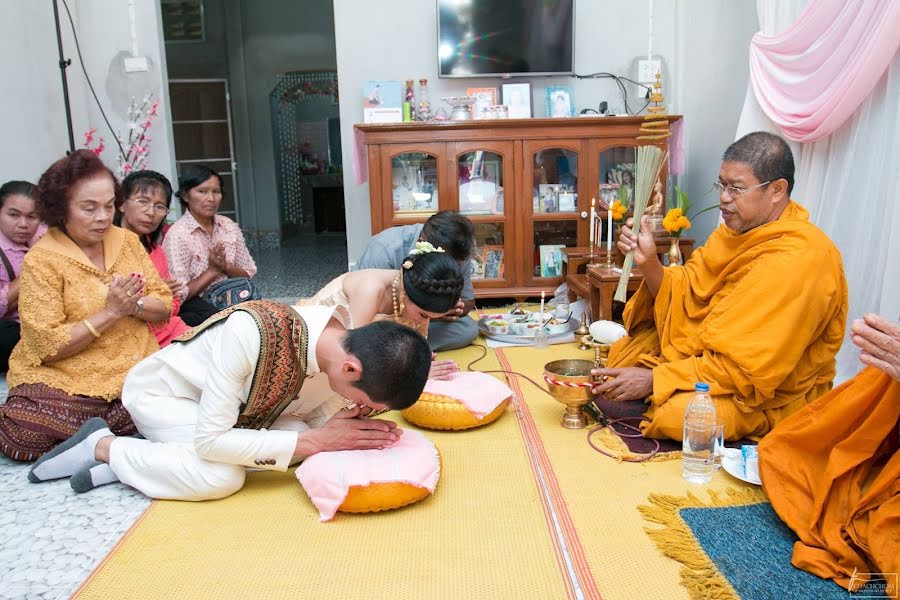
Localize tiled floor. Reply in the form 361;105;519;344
252;233;348;300
0;234;349;599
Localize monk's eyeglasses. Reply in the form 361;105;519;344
713;181;771;198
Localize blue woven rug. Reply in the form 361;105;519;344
680;501;888;599
640;489;891;599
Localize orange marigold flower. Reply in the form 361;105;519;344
677;216;692;230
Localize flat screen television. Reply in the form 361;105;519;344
437;0;575;78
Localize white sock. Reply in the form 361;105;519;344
71;461;119;493
29;422;113;482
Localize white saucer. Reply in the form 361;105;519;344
720;448;761;486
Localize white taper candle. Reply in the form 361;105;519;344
607;208;613;256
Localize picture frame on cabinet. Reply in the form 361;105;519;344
539;244;565;278
466;87;498;119
545;86;575;118
501;82;532;118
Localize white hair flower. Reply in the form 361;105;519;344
409;241;445;256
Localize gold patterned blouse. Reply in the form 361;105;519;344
7;226;173;400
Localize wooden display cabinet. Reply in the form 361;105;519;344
356;116;681;299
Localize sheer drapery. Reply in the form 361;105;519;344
749;0;900;142
736;0;900;384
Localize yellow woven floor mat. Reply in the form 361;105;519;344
75;343;570;600
492;344;760;600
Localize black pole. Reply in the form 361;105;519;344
52;0;75;153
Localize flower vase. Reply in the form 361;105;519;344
667;237;682;265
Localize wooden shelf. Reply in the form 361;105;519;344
357;116;682;298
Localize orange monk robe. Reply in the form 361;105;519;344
759;367;899;590
607;201;848;441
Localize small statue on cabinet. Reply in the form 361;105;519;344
648;179;664;216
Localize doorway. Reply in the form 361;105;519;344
269;70;346;243
168;79;238;221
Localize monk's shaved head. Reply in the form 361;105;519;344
723;132;795;194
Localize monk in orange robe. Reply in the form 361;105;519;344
759;314;899;591
592;132;848;441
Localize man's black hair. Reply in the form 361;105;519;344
421;211;474;262
342;320;431;410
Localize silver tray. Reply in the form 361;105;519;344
477;313;578;344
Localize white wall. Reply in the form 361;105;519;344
0;0;175;185
334;0;758;261
673;0;758;243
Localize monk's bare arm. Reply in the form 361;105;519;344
641;259;664;297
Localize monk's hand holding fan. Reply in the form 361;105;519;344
617;214;659;268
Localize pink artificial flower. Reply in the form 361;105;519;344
91;139;105;156
149;101;159;117
83;128;97;146
122;163;133;174
142;119;153;131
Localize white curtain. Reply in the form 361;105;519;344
735;0;900;383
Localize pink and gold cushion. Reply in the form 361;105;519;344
295;428;440;521
401;371;512;430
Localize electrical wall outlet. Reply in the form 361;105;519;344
637;59;661;84
124;56;149;73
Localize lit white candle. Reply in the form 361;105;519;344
607;208;613;256
540;290;545;321
589;198;596;252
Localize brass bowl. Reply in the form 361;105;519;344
544;359;596;429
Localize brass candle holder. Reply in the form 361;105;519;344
593;340;611;367
586;212;602;268
575;312;591;350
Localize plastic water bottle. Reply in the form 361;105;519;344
682;382;717;483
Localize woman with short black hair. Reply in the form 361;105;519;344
162;165;257;314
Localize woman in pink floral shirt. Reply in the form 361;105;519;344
162;165;257;318
0;181;46;371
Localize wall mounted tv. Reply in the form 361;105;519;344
437;0;575;78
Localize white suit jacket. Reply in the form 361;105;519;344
122;305;350;471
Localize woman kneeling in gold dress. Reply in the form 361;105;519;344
0;150;173;461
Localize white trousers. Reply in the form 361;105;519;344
109;392;248;501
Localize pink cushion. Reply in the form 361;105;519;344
295;428;440;521
423;371;513;419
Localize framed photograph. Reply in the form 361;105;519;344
481;245;505;279
558;191;577;212
537;183;560;213
362;80;402;123
598;183;621;210
501;82;532;119
467;87;498;119
539;244;565;278
545;86;575;118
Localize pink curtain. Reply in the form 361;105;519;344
749;0;900;142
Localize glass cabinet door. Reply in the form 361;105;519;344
389;152;440;218
532;220;577;279
469;222;506;281
532;148;579;214
451;141;514;290
523;140;583;285
597;145;637;215
457;151;504;216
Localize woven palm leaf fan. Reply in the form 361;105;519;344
614;145;667;302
